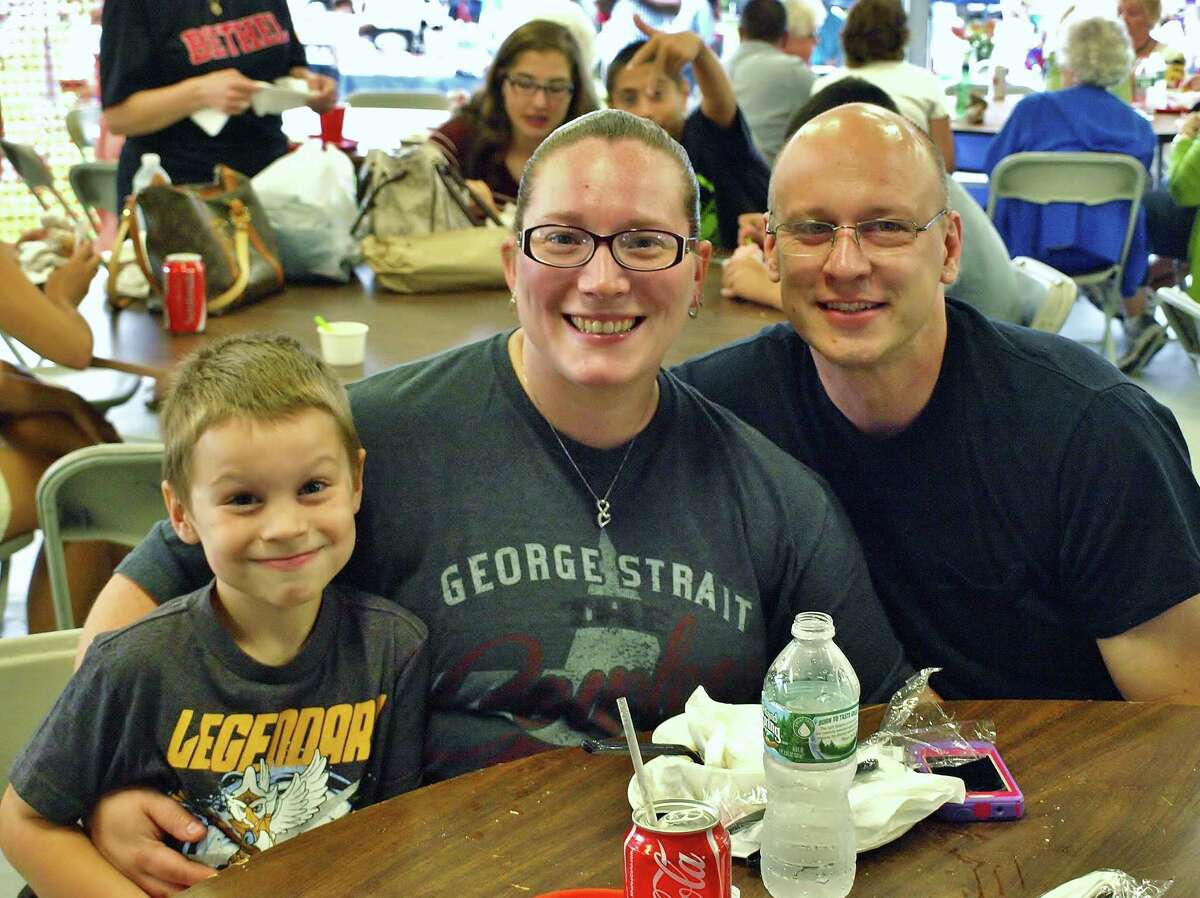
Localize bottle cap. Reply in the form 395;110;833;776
791;611;834;640
140;152;161;167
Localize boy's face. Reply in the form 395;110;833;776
608;65;688;141
164;409;365;621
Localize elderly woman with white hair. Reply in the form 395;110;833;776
984;15;1158;373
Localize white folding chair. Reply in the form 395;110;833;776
1156;286;1200;374
346;90;449;110
986;152;1147;360
1011;256;1079;334
0;627;81;893
35;443;165;630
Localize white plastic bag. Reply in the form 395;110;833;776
252;142;358;282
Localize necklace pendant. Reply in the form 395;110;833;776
596;499;612;529
210;0;223;15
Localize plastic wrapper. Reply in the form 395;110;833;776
1037;869;1173;898
861;667;997;769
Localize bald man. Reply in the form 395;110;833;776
677;104;1200;705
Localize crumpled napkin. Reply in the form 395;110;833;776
1037;870;1174;898
628;686;966;857
190;77;313;136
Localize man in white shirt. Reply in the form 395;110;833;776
727;0;815;165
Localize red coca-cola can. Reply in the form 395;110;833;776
624;799;731;898
162;253;206;333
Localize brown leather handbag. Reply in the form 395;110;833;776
108;165;285;313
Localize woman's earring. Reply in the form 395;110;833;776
509;294;517;308
688;304;699;319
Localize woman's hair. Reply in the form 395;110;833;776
1062;16;1134;87
456;20;600;182
161;333;361;505
841;0;909;67
513;109;699;238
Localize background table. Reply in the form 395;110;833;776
83;264;782;384
181;700;1200;897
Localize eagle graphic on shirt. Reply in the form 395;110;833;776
183;751;359;867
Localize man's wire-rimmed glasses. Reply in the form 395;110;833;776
519;225;698;271
504;74;575;99
768;209;950;257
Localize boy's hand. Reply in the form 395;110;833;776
631;15;705;79
86;787;214;897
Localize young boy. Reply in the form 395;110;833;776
0;334;429;898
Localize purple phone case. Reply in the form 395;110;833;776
912;739;1024;822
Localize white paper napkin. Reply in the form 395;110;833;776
628;687;966;857
191;78;313;136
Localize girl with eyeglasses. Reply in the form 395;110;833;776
430;19;600;218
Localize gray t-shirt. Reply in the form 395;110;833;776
10;584;428;868
116;333;912;781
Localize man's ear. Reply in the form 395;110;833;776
162;481;201;545
764;227;782;283
939;210;963;286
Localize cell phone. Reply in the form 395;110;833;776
910;740;1024;822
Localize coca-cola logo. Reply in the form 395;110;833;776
650;839;708;898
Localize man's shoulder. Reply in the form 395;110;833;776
675;322;802;384
949;301;1131;401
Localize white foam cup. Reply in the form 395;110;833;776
317;321;369;366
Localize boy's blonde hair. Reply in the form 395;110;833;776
161;333;361;505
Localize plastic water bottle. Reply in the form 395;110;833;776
760;612;860;898
131;152;171;195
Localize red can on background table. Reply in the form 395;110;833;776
162;253;206;333
624;799;731;898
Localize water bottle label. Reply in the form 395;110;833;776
763;700;858;764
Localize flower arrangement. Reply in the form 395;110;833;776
952;18;996;62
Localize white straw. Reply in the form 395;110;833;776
617;696;657;824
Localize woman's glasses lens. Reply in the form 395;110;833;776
526;226;684;271
507;75;574;97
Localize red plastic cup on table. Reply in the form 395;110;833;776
320;105;346;146
162;253;206;333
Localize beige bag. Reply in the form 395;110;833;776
356;143;507;294
361;228;508;294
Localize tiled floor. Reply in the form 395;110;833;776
3;304;1199;634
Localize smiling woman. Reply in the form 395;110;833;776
429;19;600;212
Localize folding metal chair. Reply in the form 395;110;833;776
64;105;100;159
0;138;82;225
986;152;1147;360
1156;286;1200;374
1011;256;1079;334
346;90;449;110
35;443;166;630
0;532;37;622
68;160;119;232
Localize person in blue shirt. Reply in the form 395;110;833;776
984;15;1158;373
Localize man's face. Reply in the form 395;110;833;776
766;108;962;376
608;64;689;141
783;32;817;62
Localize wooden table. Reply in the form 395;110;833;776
83;264;783;383
181;700;1200;897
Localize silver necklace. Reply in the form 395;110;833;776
547;425;637;528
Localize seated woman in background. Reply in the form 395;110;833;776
430;19;600;215
722;79;1022;325
0;237;125;632
809;0;955;172
100;0;338;202
984;15;1157;373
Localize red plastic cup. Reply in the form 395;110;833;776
320;105;346;145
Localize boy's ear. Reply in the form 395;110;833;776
351;449;366;514
162;481;201;545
